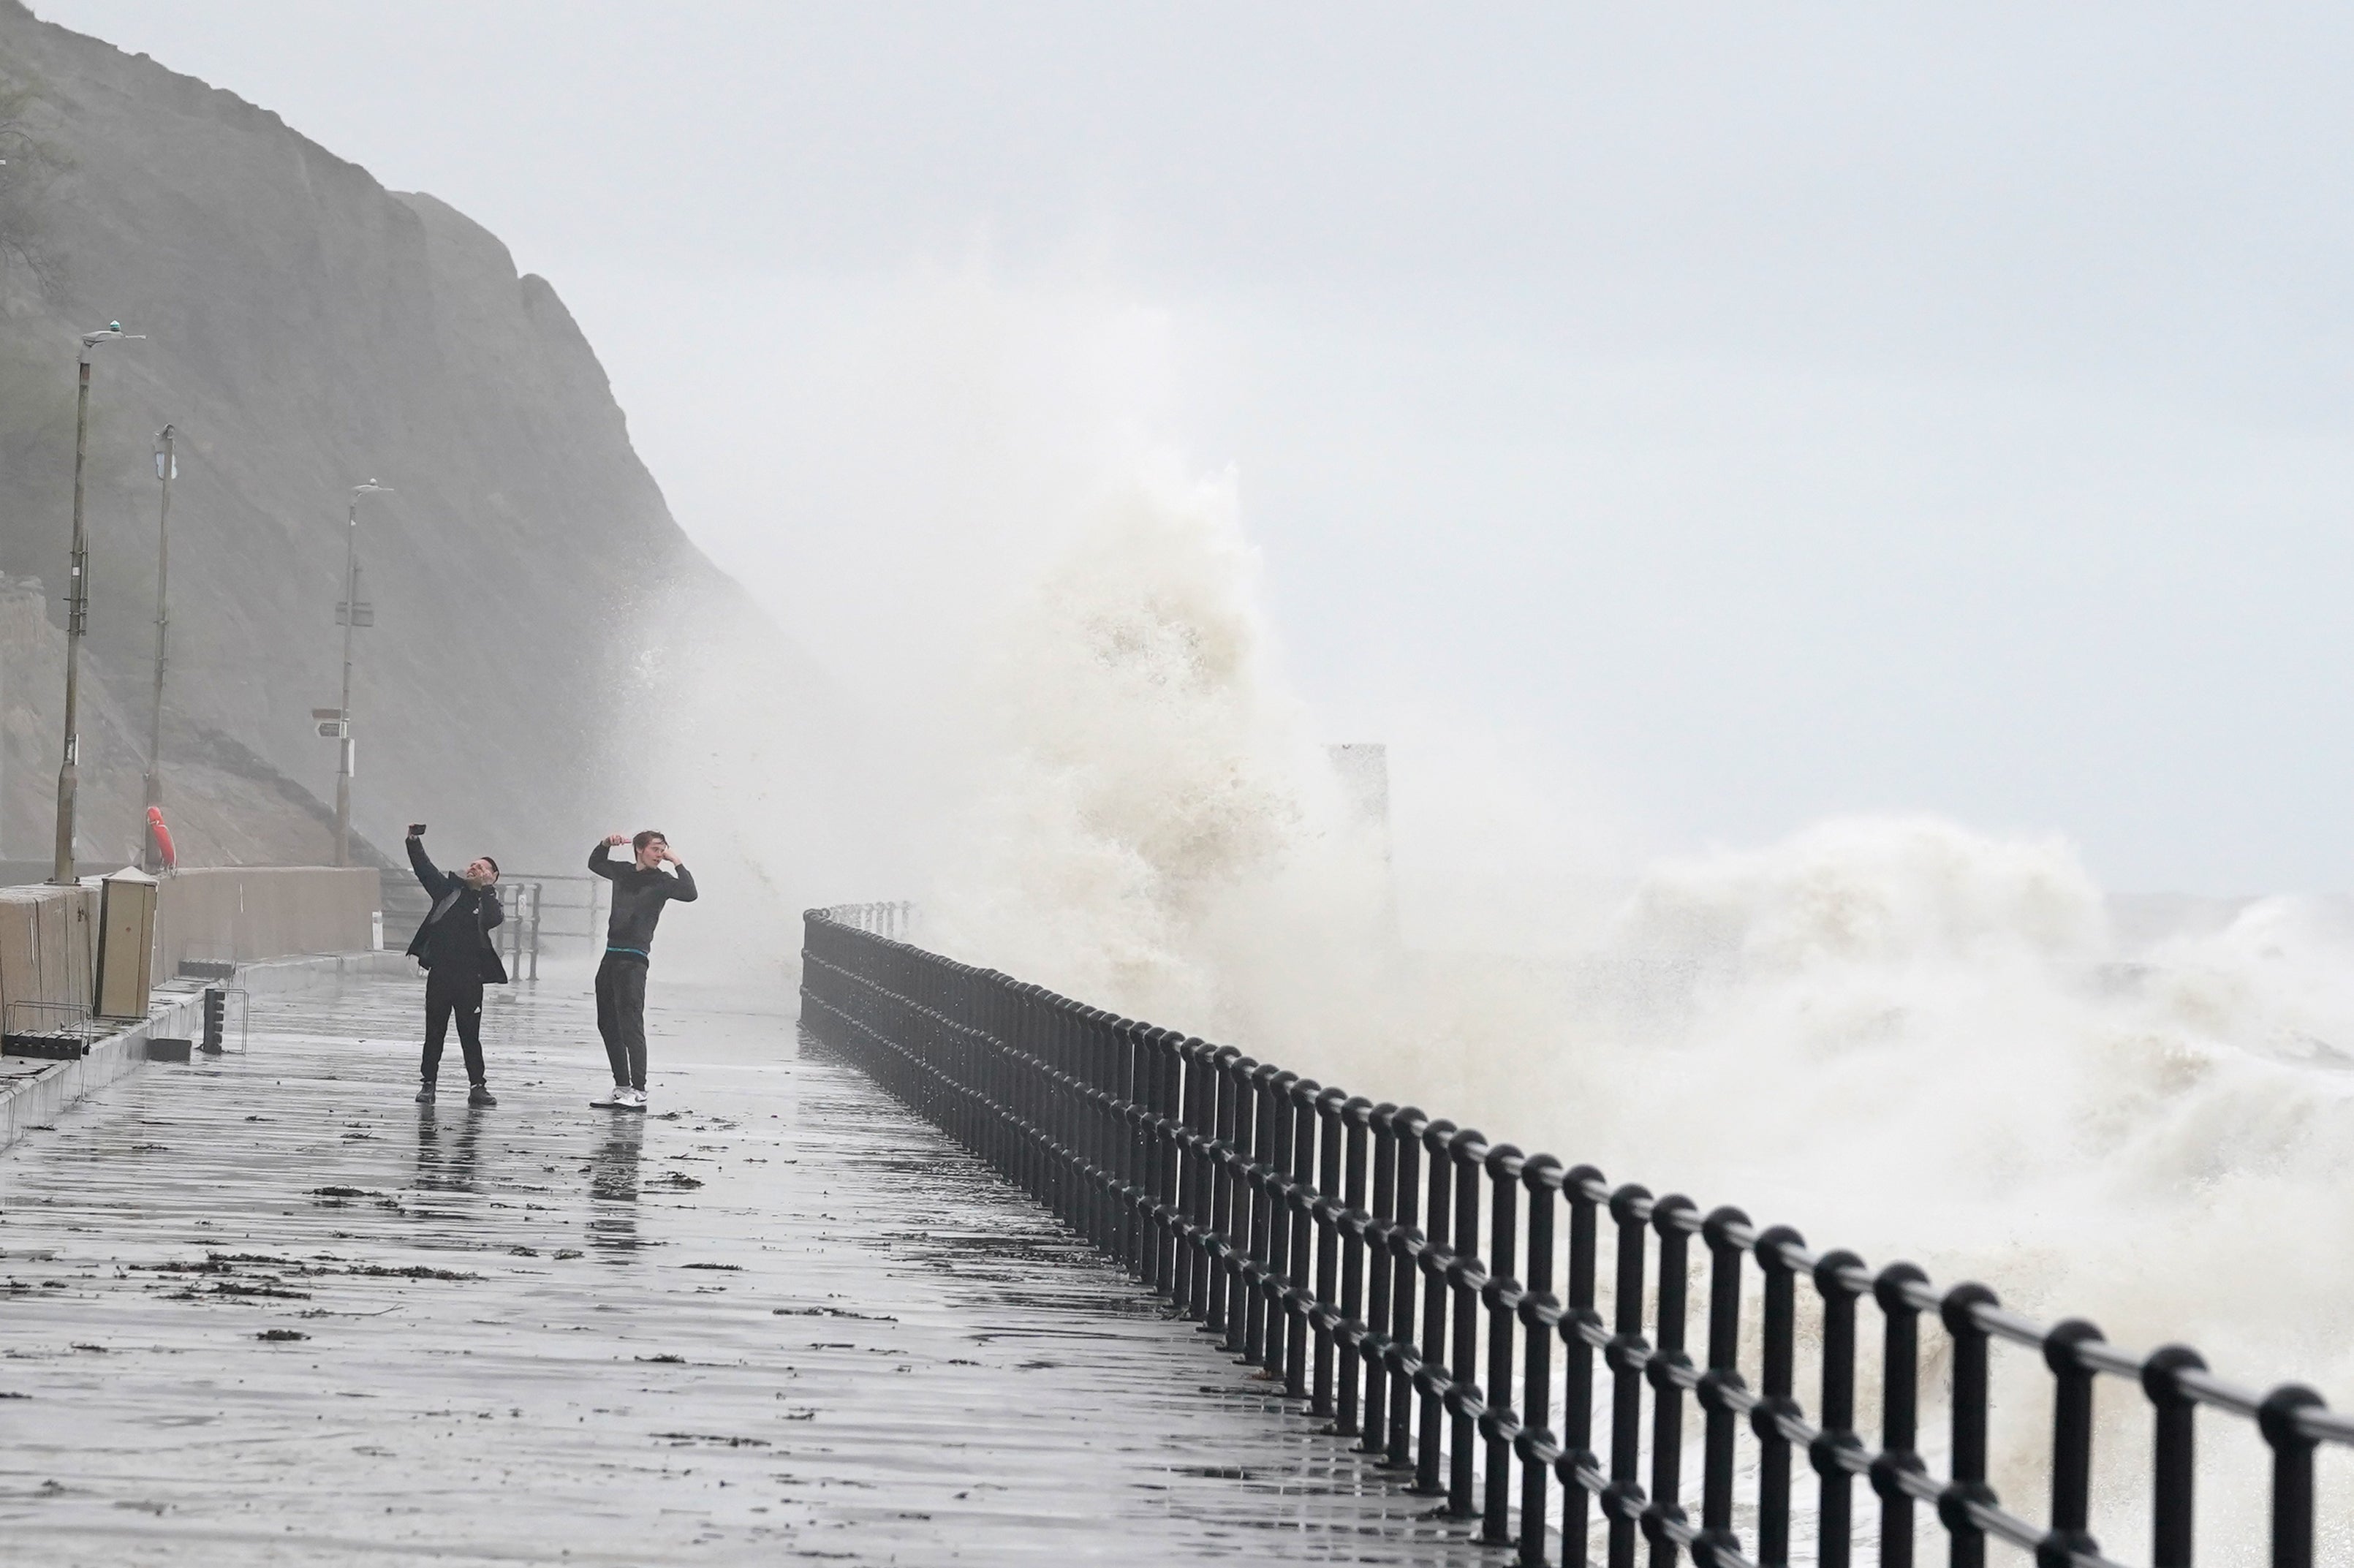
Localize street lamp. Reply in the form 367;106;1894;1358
141;424;176;872
52;322;143;885
330;480;390;867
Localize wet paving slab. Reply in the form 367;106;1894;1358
0;969;1498;1566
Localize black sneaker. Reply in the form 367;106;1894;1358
415;1082;436;1103
468;1084;498;1108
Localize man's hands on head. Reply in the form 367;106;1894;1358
603;833;627;847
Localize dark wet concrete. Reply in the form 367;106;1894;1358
0;969;1496;1565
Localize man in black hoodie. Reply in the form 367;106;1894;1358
404;824;507;1107
586;829;697;1110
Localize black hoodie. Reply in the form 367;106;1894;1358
404;836;509;982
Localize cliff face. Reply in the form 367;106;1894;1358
0;3;844;885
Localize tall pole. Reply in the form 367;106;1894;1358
332;480;389;868
53;323;137;886
334;493;358;868
142;425;174;873
51;357;91;885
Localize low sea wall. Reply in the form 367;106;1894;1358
0;866;381;1031
151;866;381;979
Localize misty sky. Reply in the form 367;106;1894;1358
34;1;2354;895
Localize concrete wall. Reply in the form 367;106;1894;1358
151;867;381;977
0;866;379;1034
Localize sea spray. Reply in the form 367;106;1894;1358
918;472;2354;1558
610;569;909;987
926;470;1394;1048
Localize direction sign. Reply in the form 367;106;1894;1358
335;601;374;627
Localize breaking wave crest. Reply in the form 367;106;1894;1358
921;472;2354;1558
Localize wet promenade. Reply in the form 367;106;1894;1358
0;969;1494;1566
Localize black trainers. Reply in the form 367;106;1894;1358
468;1084;498;1107
415;1082;436;1103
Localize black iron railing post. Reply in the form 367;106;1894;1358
1415;1118;1457;1492
1070;1004;1095;1246
1605;1183;1654;1568
994;982;1021;1189
1222;1058;1260;1356
1311;1085;1347;1417
1260;1070;1301;1379
2258;1382;2325;1568
1445;1126;1489;1519
2043;1319;2105;1564
1643;1194;1695;1564
1112;1012;1137;1250
1167;1045;1205;1308
1161;1028;1189;1290
1034;997;1060;1215
1558;1166;1605;1568
1696;1205;1751;1568
1360;1102;1399;1451
1126;1016;1153;1274
1067;1005;1091;1230
1939;1282;1999;1568
1870;1263;1929;1568
1336;1095;1374;1437
1517;1155;1564;1568
1812;1250;1868;1568
2140;1342;2202;1568
1753;1224;1804;1568
1018;988;1040;1194
1206;1048;1243;1336
1385;1107;1428;1469
1282;1077;1320;1399
1075;1004;1097;1246
1481;1141;1525;1543
1241;1063;1279;1363
1157;1027;1188;1293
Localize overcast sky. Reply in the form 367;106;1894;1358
34;1;2354;894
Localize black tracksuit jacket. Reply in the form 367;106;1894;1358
404;838;509;984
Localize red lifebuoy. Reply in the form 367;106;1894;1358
146;806;177;870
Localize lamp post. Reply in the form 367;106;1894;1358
52;322;141;886
332;480;390;867
142;424;175;872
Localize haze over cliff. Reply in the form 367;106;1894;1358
0;2;855;904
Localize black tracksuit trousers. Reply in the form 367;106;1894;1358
421;967;488;1086
595;951;649;1091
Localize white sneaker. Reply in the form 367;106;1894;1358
591;1083;629;1109
621;1086;648;1112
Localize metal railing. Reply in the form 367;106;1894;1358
825;900;918;939
490;873;607;980
798;909;2353;1568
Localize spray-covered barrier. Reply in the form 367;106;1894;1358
800;908;2353;1568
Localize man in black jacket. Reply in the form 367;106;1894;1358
404;824;507;1107
587;830;697;1110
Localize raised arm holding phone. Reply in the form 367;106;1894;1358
401;822;506;1106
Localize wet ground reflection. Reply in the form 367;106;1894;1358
410;1102;485;1193
0;974;1503;1567
586;1107;645;1254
